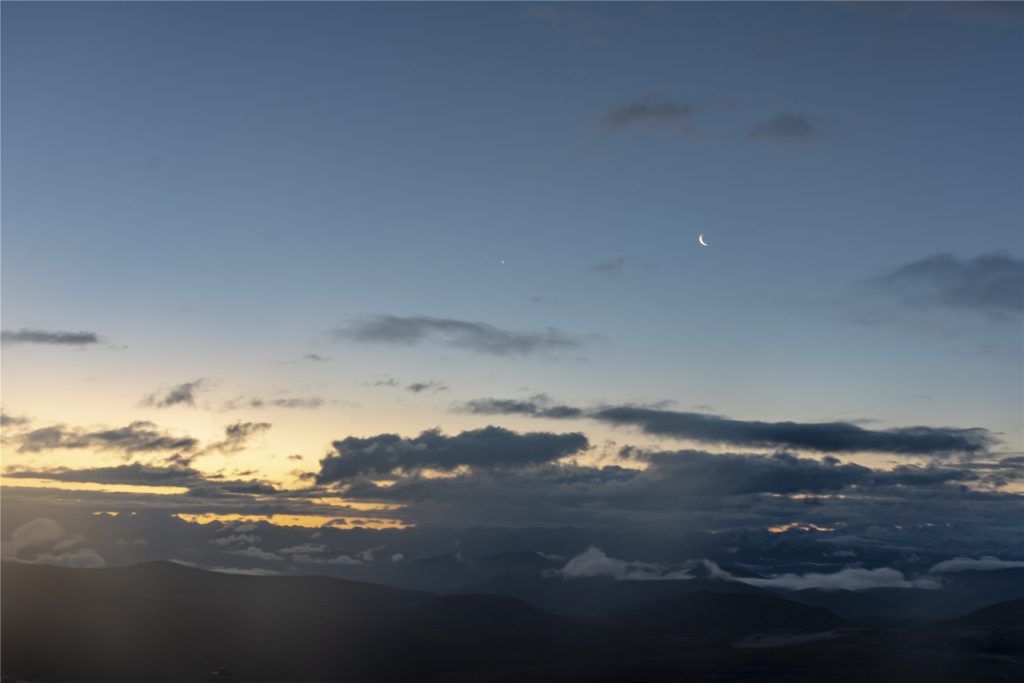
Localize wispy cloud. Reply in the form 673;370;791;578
222;396;324;410
339;315;586;357
141;380;205;408
601;95;699;132
1;328;100;346
406;380;448;394
875;253;1023;316
204;421;272;455
748;113;817;142
15;421;199;454
591;257;626;277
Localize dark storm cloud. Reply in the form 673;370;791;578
748;113;816;142
141;379;205;408
456;398;992;455
592;406;994;455
0;328;100;346
458;396;583;420
602;96;698;131
340;315;585;356
316;427;589;484
339;446;993;533
15;421;199;454
205;422;272;455
875;253;1023;315
406;380;448;394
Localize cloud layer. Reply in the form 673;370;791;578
458;398;993;455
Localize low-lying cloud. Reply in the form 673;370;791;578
704;560;938;591
555;547;693;581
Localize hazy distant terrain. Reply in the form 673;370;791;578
3;562;1021;682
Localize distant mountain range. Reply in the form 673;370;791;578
3;561;1022;682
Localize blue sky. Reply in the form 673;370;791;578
2;3;1022;546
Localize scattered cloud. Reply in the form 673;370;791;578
141;379;205;408
223;396;324;410
406;380;448;394
0;328;100;346
316;426;589;483
458;396;584;419
592;258;626;277
1;412;30;427
340;315;585;357
302;353;330;362
875;253;1023;316
14;421;200;454
748;113;817;142
204;421;272;455
929;555;1024;573
601;95;699;132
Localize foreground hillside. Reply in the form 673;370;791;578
3;562;1021;682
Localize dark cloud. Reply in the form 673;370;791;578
340;315;585;357
602;96;698;131
223;396;324;410
1;412;30;427
592;258;626;277
457;398;992;456
593;406;993;455
205;421;272;455
15;421;199;454
338;446;994;534
458;396;584;420
748;113;816;142
316;427;589;484
4;463;202;487
875;253;1023;315
302;354;329;362
0;328;100;346
141;380;205;408
4;463;280;499
406;380;448;394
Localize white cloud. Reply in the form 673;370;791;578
555;547;693;581
279;543;326;555
703;559;938;591
10;518;65;550
229;546;283;562
929;555;1024;573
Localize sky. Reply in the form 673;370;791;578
1;2;1022;575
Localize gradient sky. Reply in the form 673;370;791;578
2;3;1022;565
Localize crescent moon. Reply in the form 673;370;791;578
698;234;709;247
